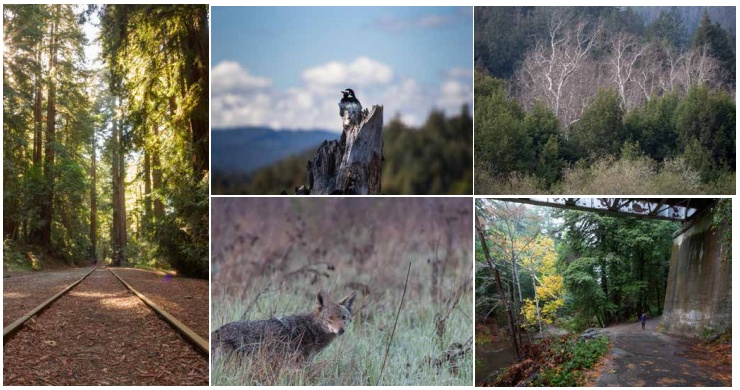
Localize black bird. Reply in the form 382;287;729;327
339;88;362;126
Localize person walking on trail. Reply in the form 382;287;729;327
640;312;647;330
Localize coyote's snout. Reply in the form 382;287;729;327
212;290;356;360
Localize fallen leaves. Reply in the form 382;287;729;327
3;267;94;327
679;334;732;386
113;268;209;339
3;269;207;385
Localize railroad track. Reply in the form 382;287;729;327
3;266;208;357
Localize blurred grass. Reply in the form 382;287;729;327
210;198;473;386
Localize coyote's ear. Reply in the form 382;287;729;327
339;291;357;312
317;289;330;308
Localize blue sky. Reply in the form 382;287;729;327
211;6;473;131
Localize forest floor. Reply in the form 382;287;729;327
3;267;208;385
3;266;95;327
112;268;209;339
594;317;730;386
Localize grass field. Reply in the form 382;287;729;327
210;198;473;386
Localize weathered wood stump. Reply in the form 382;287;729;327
302;104;383;195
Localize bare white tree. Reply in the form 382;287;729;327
515;10;601;125
607;32;648;110
634;45;662;102
658;45;685;94
682;45;721;91
512;13;727;127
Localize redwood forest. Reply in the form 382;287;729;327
3;5;209;278
3;5;210;386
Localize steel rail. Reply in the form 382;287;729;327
108;268;208;357
3;266;98;342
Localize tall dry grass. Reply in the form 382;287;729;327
211;198;474;386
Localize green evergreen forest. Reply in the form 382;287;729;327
475;199;677;332
474;7;736;194
215;107;474;195
3;5;209;278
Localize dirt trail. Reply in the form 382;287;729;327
595;316;725;386
3;268;208;386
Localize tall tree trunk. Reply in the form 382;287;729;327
90;129;97;262
475;215;521;359
510;252;524;308
531;274;542;333
40;10;58;248
33;44;43;167
143;149;152;226
26;40;43;244
637;247;644;314
151;126;164;223
111;111;126;266
184;6;209;181
600;256;609;325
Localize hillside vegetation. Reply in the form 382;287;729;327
474;6;735;194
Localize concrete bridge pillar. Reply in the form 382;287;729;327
662;204;731;337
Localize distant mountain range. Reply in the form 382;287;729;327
211;126;338;173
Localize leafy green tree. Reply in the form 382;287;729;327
523;102;562;185
558;210;676;328
474;71;533;176
569;89;626;160
562;256;609;328
3;5;93;263
624;92;679;161
98;5;210;277
536;135;563;187
681;137;716;183
674;84;735;181
691;10;735;85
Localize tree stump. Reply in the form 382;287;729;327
302;104;383;195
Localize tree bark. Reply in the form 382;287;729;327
90;128;97;261
39;10;58;248
151;126;164;222
143;149;152;225
33;45;43;168
183;6;209;181
305;104;383;195
475;215;521;359
111;109;126;267
533;277;542;333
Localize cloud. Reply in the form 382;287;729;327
436;67;473;115
211;59;472;131
436;80;471;114
212;61;271;96
301;57;393;87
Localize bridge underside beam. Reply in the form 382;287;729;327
500;198;716;222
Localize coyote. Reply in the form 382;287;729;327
212;290;356;361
